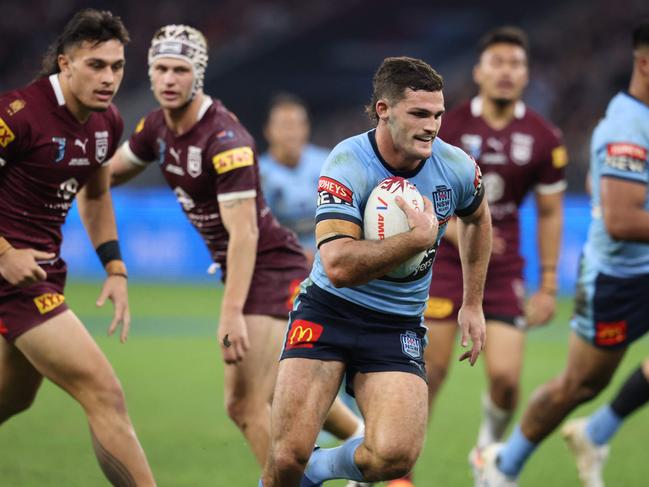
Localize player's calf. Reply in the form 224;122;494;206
357;438;420;481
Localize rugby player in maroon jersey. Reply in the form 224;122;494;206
109;25;365;476
412;26;567;487
0;9;156;487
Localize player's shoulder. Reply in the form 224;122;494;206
520;105;563;142
433;136;474;168
596;92;649;143
327;131;374;167
204;98;254;148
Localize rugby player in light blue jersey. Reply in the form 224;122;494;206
260;94;329;257
479;20;649;487
260;57;492;487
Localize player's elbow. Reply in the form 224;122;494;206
324;264;353;288
604;213;633;240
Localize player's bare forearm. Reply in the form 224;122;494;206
457;199;492;307
535;191;563;293
77;166;119;247
220;198;259;312
320;196;437;287
109;149;147;187
320;231;431;288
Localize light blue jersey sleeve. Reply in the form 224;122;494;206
315;140;370;229
595;123;649;185
433;140;484;219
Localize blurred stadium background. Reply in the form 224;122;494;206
1;0;648;485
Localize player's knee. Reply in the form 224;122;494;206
490;373;519;409
270;444;311;475
561;373;610;404
82;375;127;416
225;394;256;428
364;442;418;479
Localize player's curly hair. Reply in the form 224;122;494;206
38;9;130;78
365;56;444;125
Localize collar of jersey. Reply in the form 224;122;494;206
621;91;649;112
367;129;426;178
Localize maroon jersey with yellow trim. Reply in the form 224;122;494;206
124;97;304;277
0;75;123;256
436;97;567;273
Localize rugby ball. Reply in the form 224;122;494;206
363;176;426;278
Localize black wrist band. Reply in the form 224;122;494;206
96;240;122;267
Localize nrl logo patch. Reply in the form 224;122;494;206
95;131;109;164
187;145;202;177
432;185;452;219
400;331;421;359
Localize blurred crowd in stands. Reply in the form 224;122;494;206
2;0;646;191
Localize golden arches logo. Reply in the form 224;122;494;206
285;320;323;350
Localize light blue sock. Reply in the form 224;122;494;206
497;425;538;478
586;405;622;446
258;480;263;487
304;436;365;482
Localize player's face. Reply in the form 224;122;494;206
150;58;195;109
474;43;528;103
60;39;125;112
382;88;445;161
264;104;310;165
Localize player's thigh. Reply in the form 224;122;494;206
354;371;428;458
483;320;525;384
271;358;345;450
562;332;626;394
224;314;286;401
14;310;120;403
424;319;457;377
0;337;43;406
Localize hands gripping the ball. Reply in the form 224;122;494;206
395;195;439;252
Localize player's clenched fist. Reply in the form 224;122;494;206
0;248;56;287
217;310;251;364
396;195;439;251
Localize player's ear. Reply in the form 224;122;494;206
375;99;390;121
472;64;481;85
57;53;71;77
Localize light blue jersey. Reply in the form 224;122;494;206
583;92;649;277
311;129;483;317
259;144;329;251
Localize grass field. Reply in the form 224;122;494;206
1;281;647;486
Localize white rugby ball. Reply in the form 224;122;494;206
363;176;426;278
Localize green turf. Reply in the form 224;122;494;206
1;282;647;486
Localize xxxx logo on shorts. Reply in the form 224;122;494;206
286;319;323;350
33;293;66;314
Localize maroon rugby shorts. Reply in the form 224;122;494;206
0;259;69;342
426;255;525;326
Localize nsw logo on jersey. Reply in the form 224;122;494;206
317;177;354;207
432;185;452;221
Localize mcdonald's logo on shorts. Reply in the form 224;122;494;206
595;320;627;347
33;293;66;315
286;319;323;350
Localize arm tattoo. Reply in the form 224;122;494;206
90;429;137;487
